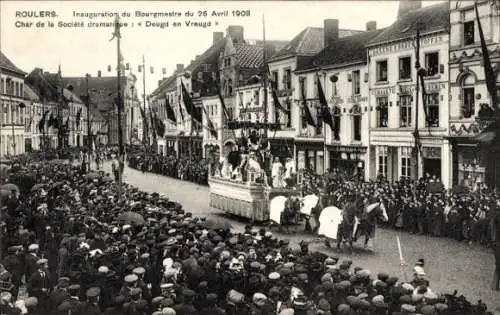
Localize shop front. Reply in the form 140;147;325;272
295;141;325;175
327;145;367;181
422;147;442;180
178;136;203;159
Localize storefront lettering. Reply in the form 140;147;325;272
369;36;445;56
348;95;368;103
372;87;395;96
330;96;344;104
398;85;414;94
425;82;445;91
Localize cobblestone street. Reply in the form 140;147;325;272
103;162;500;309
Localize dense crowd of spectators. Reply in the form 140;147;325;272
127;151;210;186
0;155;494;314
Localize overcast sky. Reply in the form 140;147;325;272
1;1;441;96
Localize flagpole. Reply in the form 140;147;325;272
85;73;92;168
142;55;148;152
58;65;63;149
323;72;327;174
262;14;269;140
413;29;420;184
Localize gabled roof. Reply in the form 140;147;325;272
297;28;386;72
0;51;25;75
151;75;177;98
63;76;127;111
24;84;40;101
367;2;449;47
235;44;265;68
185;37;227;73
270;27;365;62
25;68;84;106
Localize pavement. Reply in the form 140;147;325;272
101;162;500;310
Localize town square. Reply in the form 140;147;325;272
1;0;500;314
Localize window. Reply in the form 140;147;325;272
238;92;244;107
271;71;278;90
377;146;388;178
425;52;439;76
399;56;411;80
376;96;389;127
15;82;19;96
227;79;233;96
462;87;475;118
332;106;341;141
424;93;439;127
254;90;260;105
463;21;475;45
284;68;292;90
352;105;362;141
0;78;3;93
352;70;360;95
376;60;388;82
401;147;412;178
315;104;323;136
399;95;412;127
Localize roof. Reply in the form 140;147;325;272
270;27;364;61
297;28;386;71
62;76;127;111
367;2;449;47
151;75;177;98
25;68;84;106
235;44;265;68
0;51;25;75
24;84;40;101
185;37;227;73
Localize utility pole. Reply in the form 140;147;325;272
142;55;148;151
85;73;92;170
57;65;64;149
413;29;421;182
111;16;125;199
262;14;269;140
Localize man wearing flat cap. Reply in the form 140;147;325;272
133;267;152;301
25;244;40;280
3;245;24;300
82;287;102;315
120;274;139;301
49;277;71;310
173;288;199;315
27;258;51;312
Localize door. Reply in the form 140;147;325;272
423;158;441;180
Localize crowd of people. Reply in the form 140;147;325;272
127;151;210;186
0;153;495;314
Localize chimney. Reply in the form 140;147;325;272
97;70;101;77
366;21;377;31
227;25;244;44
176;64;184;73
213;32;224;44
397;0;421;19
323;19;339;48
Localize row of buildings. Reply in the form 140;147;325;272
0;53;140;157
149;0;500;189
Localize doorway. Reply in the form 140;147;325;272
423;158;441;179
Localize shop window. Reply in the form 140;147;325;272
377;146;388;178
399;95;412;127
376;96;388;127
376;60;388;82
463;20;475;46
424;93;440;127
425;52;439;76
399;56;411;80
401;147;412;178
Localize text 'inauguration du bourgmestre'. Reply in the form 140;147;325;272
13;10;251;29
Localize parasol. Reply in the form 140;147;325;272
0;183;20;193
318;206;343;240
203;217;232;230
117;211;146;225
269;196;287;224
300;194;319;216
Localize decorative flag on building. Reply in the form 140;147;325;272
215;82;231;121
272;89;290;113
165;97;177;123
475;2;498;108
47;113;55;127
300;78;316;127
316;74;334;131
138;65;142;73
162;68;167;75
200;103;218;139
181;81;202;122
38;110;49;133
178;95;185;122
76;108;82;128
150;67;154;74
154;113;166;137
148;106;156;137
108;65;112;72
139;107;148;131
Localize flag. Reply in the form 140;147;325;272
300;78;316;127
108;65;112;72
200;103;218;139
76;107;82;128
109;16;121;41
126;63;130;70
215;82;231;120
165;97;177;123
38;110;49;132
138;65;142;72
48;113;55;127
27;117;33;130
272;89;290;113
475;2;498;108
154;113;166;137
65;117;70;129
148;107;156;138
150;67;154;74
139;106;148;131
181;81;202;122
317;74;334;131
178;95;185;122
162;68;167;75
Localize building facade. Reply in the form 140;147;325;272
448;0;500;188
366;2;452;187
0;52;28;157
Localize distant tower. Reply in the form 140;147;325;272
397;0;422;19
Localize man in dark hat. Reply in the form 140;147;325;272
27;258;51;312
49;277;71;310
200;293;225;315
173;288;199;315
2;245;24;300
82;287;102;315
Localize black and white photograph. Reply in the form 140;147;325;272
1;0;500;314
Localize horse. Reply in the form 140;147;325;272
334;200;389;252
